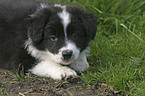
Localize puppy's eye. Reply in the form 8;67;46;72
72;33;78;39
50;35;57;41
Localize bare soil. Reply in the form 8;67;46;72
0;69;123;96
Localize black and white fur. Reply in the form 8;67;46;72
0;0;97;79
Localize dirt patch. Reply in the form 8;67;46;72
0;69;123;96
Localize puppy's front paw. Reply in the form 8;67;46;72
51;67;77;80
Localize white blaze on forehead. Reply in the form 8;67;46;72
56;5;71;40
58;7;71;28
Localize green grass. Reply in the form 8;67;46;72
52;0;145;95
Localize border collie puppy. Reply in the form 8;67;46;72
0;0;97;79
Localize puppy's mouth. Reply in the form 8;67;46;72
60;61;73;65
60;55;75;65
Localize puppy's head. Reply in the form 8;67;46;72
27;4;97;65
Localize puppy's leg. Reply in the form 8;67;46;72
70;50;89;72
29;60;77;80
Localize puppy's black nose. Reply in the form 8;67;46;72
62;50;73;60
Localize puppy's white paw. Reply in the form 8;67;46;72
51;67;77;80
29;61;77;80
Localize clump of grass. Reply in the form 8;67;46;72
52;0;145;95
0;82;2;87
0;87;8;96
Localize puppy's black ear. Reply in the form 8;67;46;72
27;18;45;43
26;8;51;43
66;5;97;40
82;13;97;40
